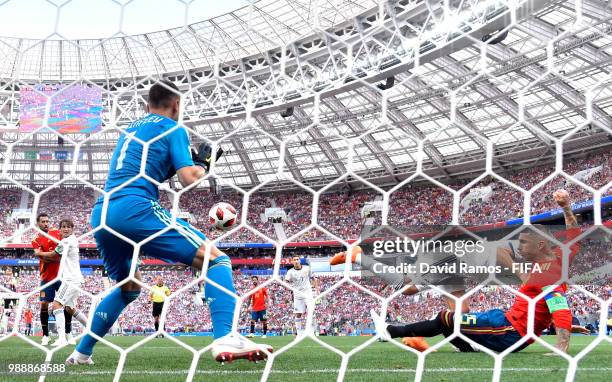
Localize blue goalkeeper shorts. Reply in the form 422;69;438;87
91;196;206;281
459;309;524;352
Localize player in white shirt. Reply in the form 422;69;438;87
0;306;8;335
51;219;88;347
284;256;317;336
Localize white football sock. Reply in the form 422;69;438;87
295;317;305;335
72;309;88;326
53;308;66;340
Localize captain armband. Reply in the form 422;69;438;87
543;291;569;313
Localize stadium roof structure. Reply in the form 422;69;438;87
0;0;381;80
0;0;611;191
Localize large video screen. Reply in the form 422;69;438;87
19;84;103;134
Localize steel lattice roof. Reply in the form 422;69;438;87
0;0;610;190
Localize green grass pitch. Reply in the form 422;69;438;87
0;335;609;381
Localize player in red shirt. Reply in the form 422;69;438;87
31;213;64;346
370;189;581;354
247;276;269;339
24;308;33;336
499;189;580;353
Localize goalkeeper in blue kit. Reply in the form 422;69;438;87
66;81;272;365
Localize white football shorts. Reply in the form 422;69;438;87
55;282;82;308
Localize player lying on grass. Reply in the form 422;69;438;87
47;219;89;347
371;190;582;354
66;81;271;366
330;241;471;352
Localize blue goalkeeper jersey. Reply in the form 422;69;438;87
103;113;194;201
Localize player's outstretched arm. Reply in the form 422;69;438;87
175;143;224;186
553;188;582;263
544;289;572;354
169;130;211;187
553;189;577;228
176;165;206;187
34;248;60;262
551;328;571;354
32;239;59;262
191;143;223;173
571;324;590;335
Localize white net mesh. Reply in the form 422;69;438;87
0;0;610;381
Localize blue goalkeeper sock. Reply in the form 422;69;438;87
76;288;140;356
204;255;236;339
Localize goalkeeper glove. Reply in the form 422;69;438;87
191;143;224;172
165;143;223;179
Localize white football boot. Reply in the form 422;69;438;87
66;333;77;345
211;333;272;364
65;350;94;365
40;336;50;346
451;342;483;353
51;335;68;348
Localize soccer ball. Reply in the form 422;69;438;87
209;202;237;231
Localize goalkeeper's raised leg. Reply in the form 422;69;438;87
66;81;272;366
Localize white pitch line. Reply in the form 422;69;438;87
6;367;610;376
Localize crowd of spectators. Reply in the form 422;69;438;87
569;239;611;283
388;183;452;226
0;187;97;244
458;180;524;225
1;267;609;336
317;191;382;239
0;188;21;240
246;192;315;240
0;152;609;245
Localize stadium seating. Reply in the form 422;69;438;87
0;152;609;245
